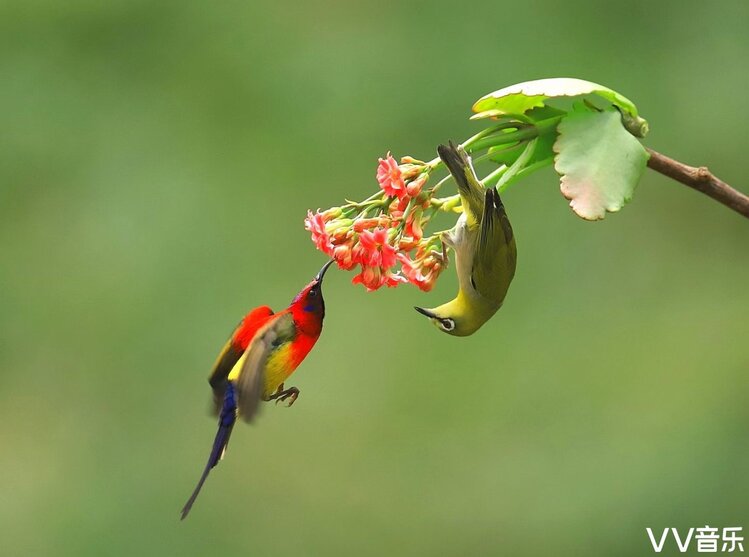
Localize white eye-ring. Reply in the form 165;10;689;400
440;318;456;332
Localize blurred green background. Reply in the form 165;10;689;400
2;1;748;555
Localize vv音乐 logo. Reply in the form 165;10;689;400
647;526;744;553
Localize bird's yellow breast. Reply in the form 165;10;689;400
260;342;296;397
227;341;296;399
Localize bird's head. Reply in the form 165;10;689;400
290;260;335;333
413;299;483;337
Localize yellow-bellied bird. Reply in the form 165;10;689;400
181;260;334;519
414;142;516;336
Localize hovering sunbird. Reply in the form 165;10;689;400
181;260;334;519
414;142;517;336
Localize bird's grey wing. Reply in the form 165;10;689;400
471;187;517;302
234;312;296;423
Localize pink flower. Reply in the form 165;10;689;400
307;153;444;293
333;243;358;270
377;153;407;199
304;210;333;255
404;208;423;242
397;249;445;292
357;227;397;269
388;196;410;219
352;265;406;291
398;254;426;290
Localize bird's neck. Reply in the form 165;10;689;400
290;306;324;338
284;313;323;370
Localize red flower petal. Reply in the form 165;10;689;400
376;153;407;199
304;210;333;255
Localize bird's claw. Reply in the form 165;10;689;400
271;386;300;407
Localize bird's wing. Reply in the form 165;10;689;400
208;306;275;415
234;312;296;423
437;142;484;225
207;338;244;414
471;187;517;302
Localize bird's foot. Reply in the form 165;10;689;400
268;385;300;407
439;230;457;251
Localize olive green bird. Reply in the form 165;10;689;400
414;142;517;336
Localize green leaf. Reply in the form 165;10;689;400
489;129;557;167
525;105;567;122
553;109;649;221
472;78;648;137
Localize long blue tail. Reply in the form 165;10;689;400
181;382;237;520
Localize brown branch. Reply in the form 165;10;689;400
646;148;749;219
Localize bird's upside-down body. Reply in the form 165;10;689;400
414;142;517;336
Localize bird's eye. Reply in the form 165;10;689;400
309;288;317;297
440;318;455;332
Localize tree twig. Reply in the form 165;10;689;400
646;148;749;219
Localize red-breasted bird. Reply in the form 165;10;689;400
180;260;334;519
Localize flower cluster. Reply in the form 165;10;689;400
397;240;447;292
304;153;449;291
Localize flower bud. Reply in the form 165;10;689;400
326;218;353;233
353;217;390;232
406;174;427;198
331;227;352;244
399;164;422;180
322;207;343;219
400;155;426;165
333;244;357;270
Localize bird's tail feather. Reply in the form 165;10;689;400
437;142;484;221
181;383;238;520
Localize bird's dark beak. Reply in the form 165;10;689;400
315;259;335;283
414;306;436;319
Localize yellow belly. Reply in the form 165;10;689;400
227;342;295;399
260;343;295;397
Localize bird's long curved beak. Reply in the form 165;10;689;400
413;306;436;319
315;259;335;283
